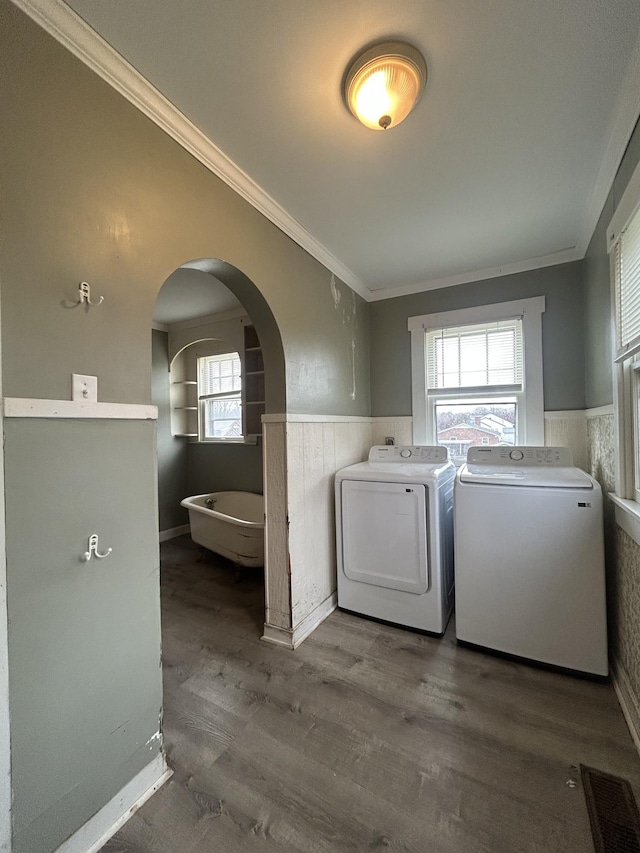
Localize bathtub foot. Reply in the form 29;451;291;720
196;548;207;563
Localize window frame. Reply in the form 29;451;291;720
408;297;545;452
610;157;640;504
197;351;244;443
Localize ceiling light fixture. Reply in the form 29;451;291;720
344;41;427;131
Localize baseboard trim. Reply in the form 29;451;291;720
261;622;294;649
612;655;640;757
262;592;337;649
54;753;171;853
159;524;190;542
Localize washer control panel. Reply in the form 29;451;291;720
368;445;449;463
466;445;573;466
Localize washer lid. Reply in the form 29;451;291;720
459;464;593;488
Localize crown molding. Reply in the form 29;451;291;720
367;247;582;301
11;0;640;307
577;30;640;255
11;0;369;301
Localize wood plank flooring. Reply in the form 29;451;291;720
105;535;640;852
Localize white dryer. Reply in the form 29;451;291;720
335;445;455;634
454;446;608;676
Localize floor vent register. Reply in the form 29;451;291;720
581;765;640;852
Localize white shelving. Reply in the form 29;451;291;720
244;326;264;437
170;366;198;437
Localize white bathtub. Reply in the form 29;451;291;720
180;491;265;567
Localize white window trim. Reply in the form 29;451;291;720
408;296;545;447
610;155;640;515
197;352;244;443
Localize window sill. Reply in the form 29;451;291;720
188;437;259;446
609;493;640;548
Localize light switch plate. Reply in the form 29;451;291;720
72;374;98;402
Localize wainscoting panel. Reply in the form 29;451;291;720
262;420;290;633
287;419;371;632
586;409;640;754
370;417;413;447
544;411;588;471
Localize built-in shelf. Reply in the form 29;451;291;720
170;357;198;437
244;325;265;436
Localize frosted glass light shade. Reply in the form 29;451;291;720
345;42;427;131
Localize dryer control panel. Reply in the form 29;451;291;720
368;445;449;463
466;445;574;466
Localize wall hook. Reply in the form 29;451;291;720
82;533;112;562
77;281;104;306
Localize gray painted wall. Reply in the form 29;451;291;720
370;261;586;416
0;4;370;851
4;420;161;853
0;2;369;417
188;444;263;496
152;330;188;531
584;116;640;407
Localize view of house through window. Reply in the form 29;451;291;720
435;399;516;461
198;352;243;440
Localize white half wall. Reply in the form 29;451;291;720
544;410;588;471
287;419;371;630
262;415;371;647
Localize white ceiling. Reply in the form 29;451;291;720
49;1;640;298
153;268;241;325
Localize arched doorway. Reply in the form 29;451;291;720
152;259;288;639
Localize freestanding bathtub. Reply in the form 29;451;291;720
180;491;265;567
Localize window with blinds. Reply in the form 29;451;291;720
613;203;640;359
426;319;523;390
198;352;243;440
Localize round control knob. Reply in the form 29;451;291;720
400;448;412;458
510;449;524;461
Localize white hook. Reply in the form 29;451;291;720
83;533;112;562
77;281;104;306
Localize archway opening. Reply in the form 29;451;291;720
151;260;286;635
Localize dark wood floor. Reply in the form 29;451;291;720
105;535;640;852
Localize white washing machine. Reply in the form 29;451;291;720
335;445;455;634
454;445;608;676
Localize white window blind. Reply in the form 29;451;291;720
199;353;241;396
426;319;523;390
614;204;640;359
